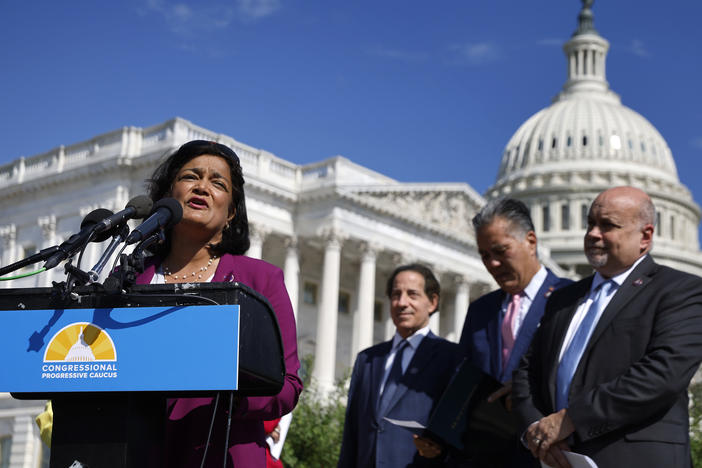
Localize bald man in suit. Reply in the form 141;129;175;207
513;187;702;468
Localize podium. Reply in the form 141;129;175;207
0;282;285;467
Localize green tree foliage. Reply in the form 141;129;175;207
281;355;349;468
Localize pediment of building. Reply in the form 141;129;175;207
340;185;484;244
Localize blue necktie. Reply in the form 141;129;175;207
555;280;614;410
378;340;409;416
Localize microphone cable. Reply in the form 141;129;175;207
0;267;47;281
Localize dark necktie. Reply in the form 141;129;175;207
555;280;615;410
378;340;409;416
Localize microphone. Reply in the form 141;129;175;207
125;198;183;245
93;195;153;238
88;224;129;283
43;208;115;270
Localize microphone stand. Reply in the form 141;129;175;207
88;225;130;283
0;246;60;277
103;230;165;294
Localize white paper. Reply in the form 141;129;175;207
265;412;293;460
540;450;598;468
382;417;426;429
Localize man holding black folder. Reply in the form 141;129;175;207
460;198;570;467
338;264;460;468
416;198;569;467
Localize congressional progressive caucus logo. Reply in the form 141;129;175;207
41;322;118;380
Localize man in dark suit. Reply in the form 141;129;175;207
513;186;702;468
462;198;570;388
338;264;460;468
454;198;569;467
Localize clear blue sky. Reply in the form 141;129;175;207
1;1;701;204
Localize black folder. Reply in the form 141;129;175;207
425;359;518;451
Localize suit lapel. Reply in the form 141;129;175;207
487;291;506;378
585;255;656;351
381;332;438;416
503;270;559;380
371;341;392;421
546;279;592;409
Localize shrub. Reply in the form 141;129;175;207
690;383;702;467
281;355;349;468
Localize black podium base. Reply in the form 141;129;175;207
50;393;165;468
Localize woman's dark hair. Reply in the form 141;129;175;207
146;140;250;256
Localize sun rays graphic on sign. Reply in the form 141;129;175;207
43;323;116;362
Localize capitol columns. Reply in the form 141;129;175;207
38;215;57;287
350;241;378;364
312;228;345;393
425;265;445;335
449;275;470;343
247;223;270;260
283;236;300;322
0;224;17;286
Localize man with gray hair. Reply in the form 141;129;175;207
416;198;570;467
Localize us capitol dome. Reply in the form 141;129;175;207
487;0;702;277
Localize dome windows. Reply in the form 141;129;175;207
542;205;551;232
610;134;622;151
656;212;662;237
582;135;588;147
581;203;589;229
552;137;558;149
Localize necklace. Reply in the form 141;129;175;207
163;255;218;283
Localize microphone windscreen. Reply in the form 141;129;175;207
127;195;154;219
81;208;114;230
154;198;183;228
80;208;115;243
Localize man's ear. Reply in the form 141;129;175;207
428;293;439;315
526;230;538;255
641;223;654;252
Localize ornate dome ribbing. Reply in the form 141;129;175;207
493;0;680;190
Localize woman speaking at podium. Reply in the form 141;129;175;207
135;140;302;467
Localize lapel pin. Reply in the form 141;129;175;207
544;286;555;298
632;278;643;286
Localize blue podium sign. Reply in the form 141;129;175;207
0;305;239;392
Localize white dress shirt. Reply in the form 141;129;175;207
501;265;548;339
557;255;647;362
